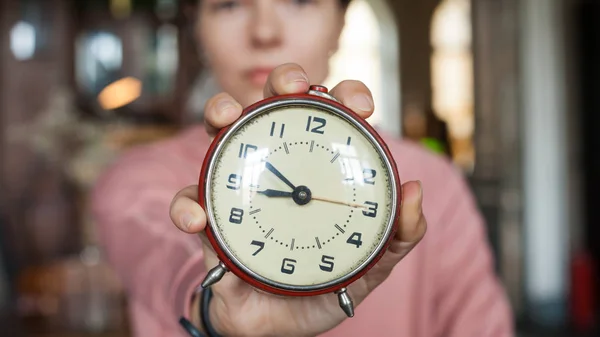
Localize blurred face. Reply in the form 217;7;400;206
196;0;346;107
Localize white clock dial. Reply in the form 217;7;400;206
206;103;395;290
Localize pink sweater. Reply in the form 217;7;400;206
90;125;514;337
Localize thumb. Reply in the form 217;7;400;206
387;180;426;256
169;185;207;233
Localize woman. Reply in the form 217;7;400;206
91;0;514;336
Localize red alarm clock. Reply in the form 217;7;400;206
197;85;402;317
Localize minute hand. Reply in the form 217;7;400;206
264;162;296;190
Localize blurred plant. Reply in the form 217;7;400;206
7;86;119;189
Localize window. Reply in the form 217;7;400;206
430;0;475;172
324;0;401;137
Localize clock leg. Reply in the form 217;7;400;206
201;261;228;288
336;288;354;318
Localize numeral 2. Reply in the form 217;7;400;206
341;162;377;185
229;207;244;224
238;143;257;158
363;169;376;185
306;116;326;134
281;258;297;274
250;240;264;256
319;255;335;272
362;201;378;218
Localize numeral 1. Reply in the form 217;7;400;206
341;158;353;181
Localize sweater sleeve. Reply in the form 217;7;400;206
90;147;207;336
431;171;515;337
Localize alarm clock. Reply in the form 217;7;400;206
198;85;402;317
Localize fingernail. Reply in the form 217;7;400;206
405;180;423;210
216;99;236;115
351;94;374;112
416;180;423;213
180;213;196;229
286;71;309;84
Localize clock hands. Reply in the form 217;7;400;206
260;162;364;209
257;189;365;209
264;162;296;190
262;162;311;205
256;189;293;198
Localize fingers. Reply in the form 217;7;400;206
169;185;207;234
204;64;309;139
359;180;426;292
204;92;243;139
263;64;375;120
263;63;310;98
329;80;375;119
204;63;375;140
387;180;427;255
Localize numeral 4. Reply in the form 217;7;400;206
346;232;363;248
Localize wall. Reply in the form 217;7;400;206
0;0;80;271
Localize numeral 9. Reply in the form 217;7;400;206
227;174;241;190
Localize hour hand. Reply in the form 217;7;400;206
256;189;293;198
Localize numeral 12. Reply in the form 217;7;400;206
306;116;326;134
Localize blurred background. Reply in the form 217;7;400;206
0;0;597;336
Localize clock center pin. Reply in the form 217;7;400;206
292;185;312;206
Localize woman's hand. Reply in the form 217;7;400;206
170;63;427;337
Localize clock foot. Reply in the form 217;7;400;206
201;261;228;288
336;288;354;318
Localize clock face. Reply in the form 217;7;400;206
203;98;398;292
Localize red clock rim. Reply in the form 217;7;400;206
197;91;403;297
